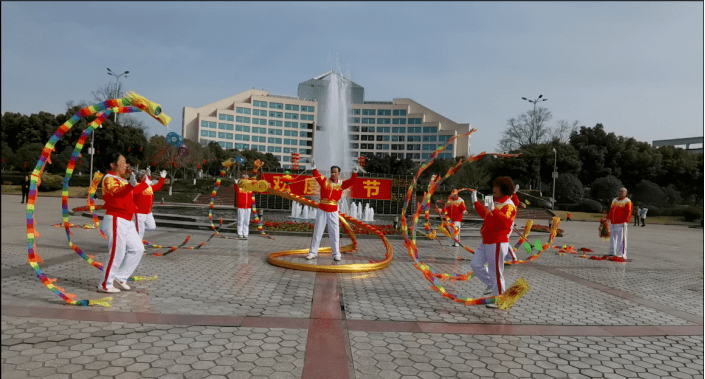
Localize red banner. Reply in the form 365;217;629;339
261;173;391;200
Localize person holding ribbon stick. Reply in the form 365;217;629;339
98;153;148;293
133;167;167;240
307;162;358;261
606;187;633;259
234;173;255;239
469;177;518;308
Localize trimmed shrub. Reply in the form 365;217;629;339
642;205;661;217
39;174;64;192
683;206;703;222
577;199;603;213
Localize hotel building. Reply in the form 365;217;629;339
182;72;472;169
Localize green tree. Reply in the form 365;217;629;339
591;175;623;204
554;173;584;204
632;180;664;206
11;142;45;172
1;141;14;171
363;154;415;175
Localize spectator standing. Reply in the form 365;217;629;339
634;206;641;226
639;207;648;227
20;175;30;203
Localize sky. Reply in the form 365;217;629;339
2;1;703;153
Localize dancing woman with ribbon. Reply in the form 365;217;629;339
469;176;518;308
98;152;148;293
133;167;167;241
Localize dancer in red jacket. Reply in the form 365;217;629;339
469;177;518;308
133;167;166;240
99;153;148;293
444;189;467;247
234;173;255;239
606;187;633;259
307;162;358;261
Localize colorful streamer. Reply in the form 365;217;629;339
400;130;561;309
27;93;169;307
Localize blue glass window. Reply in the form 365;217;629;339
393;109;407;116
393;118;406;124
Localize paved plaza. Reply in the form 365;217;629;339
2;194;703;378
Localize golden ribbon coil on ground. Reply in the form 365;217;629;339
240;180;394;273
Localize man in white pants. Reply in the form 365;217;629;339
234;173;254;239
99;153;147;293
133;167;167;240
307;162;358;261
469;177;518;308
606;187;633;259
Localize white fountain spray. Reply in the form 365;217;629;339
314;67;353;175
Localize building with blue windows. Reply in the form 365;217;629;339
182;73;472;168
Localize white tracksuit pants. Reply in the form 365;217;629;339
452;221;462;244
609;223;628;259
100;215;145;290
470;242;509;296
237;208;252;237
309;209;341;258
134;212;157;240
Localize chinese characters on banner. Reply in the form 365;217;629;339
261;173;391;200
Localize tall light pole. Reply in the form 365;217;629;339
552;147;557;210
107;68;129;122
521;94;548;114
522;94;548;190
91;68;128;180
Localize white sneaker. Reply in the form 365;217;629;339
453;243;460;247
114;280;130;291
98;286;120;294
333;255;341;261
238;235;244;239
486;303;498;309
483;285;493;296
306;253;317;260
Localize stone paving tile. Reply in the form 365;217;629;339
1;316;307;379
349;331;705;379
558;268;704;317
340;261;697;325
2;236;316;318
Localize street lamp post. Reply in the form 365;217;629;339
522;94;548;190
91;68;129;181
106;68;129;122
552;147;557;210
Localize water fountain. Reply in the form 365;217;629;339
314;68;353;175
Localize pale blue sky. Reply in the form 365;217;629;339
2;1;702;153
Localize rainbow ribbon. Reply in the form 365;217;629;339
27;93;168;307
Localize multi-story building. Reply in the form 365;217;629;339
182;73;472;168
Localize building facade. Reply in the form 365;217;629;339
182;74;472;168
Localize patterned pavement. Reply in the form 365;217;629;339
2;194;703;378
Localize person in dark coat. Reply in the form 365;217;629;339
20;175;30;203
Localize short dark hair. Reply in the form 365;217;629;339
493;176;515;197
330;165;341;173
102;152;123;170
